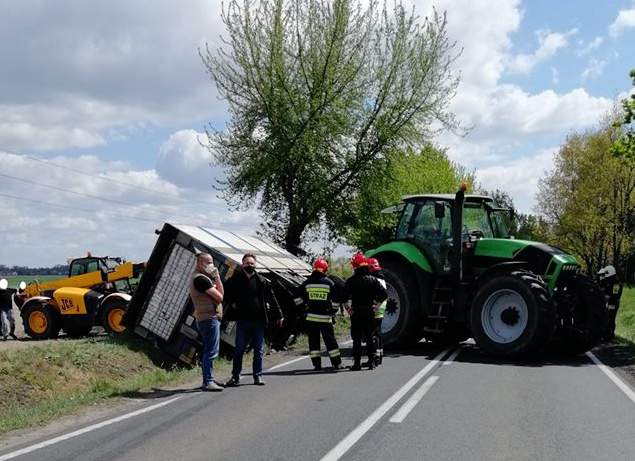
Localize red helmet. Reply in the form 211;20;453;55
350;251;368;268
367;257;381;272
313;257;329;273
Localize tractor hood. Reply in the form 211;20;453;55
472;238;579;290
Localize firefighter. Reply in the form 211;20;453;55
300;257;343;371
597;265;623;341
345;252;387;371
367;257;386;366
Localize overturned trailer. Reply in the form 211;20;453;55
123;223;311;365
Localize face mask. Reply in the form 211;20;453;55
243;265;255;274
205;263;218;277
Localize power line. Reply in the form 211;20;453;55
0;147;222;207
0;192;161;225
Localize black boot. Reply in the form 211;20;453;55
367;357;375;370
351;358;362;371
311;357;322;371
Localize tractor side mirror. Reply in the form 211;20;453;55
434;201;446;219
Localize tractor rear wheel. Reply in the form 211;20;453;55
22;303;60;339
471;270;556;357
553;274;607;355
380;259;426;347
100;299;128;335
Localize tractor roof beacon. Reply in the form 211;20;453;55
366;187;608;357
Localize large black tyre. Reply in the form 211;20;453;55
471;270;556;357
21;303;61;339
380;259;426;347
553;274;607;355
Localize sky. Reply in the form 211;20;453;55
1;0;634;266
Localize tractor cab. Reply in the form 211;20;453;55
68;256;133;293
393;194;513;273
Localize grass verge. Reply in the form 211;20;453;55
615;286;635;343
0;335;204;436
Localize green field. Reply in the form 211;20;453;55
2;275;63;289
615;286;635;343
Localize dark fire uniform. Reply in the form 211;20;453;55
300;271;342;370
345;266;387;369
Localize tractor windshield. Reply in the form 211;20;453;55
463;203;511;239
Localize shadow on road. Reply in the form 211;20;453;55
118;386;202;400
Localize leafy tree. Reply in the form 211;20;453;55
612;69;635;162
537;119;635;275
343;144;472;249
201;0;460;253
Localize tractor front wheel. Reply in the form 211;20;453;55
22;303;60;340
553;274;607;355
471;270;556;357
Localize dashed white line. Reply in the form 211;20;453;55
320;347;454;461
586;351;635;404
389;375;439;423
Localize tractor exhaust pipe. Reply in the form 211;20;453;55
451;183;467;282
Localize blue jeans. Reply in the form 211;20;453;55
232;320;265;380
197;318;220;385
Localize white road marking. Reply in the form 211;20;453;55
441;347;462;366
0;396;183;461
265;340;353;372
389;376;439;423
586;351;635;404
320;347;454;461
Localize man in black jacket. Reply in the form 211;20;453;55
224;253;283;386
345;252;387;371
300;257;344;371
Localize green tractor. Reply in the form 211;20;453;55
366;187;607;357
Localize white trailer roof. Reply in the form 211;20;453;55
171;224;312;275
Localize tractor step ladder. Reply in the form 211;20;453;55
426;283;453;332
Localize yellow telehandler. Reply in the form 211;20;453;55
20;256;144;339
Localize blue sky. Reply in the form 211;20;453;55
1;0;634;266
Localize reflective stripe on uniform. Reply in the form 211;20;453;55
374;300;387;319
328;349;340;357
306;284;331;301
309;350;321;358
306;313;333;323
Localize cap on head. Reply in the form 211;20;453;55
351;251;367;269
367;257;381;272
0;279;8;290
313;257;329;273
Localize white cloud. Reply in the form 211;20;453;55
581;58;608;81
475;147;557;213
507;28;578;74
609;5;635;37
577;36;604;56
0;150;256;266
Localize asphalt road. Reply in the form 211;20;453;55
2;342;635;461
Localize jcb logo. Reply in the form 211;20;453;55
60;298;76;312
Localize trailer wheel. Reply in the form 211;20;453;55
380;259;426;347
100;299;128;335
554;274;607;355
471;270;556;357
22;303;60;339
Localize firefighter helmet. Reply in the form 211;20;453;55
351;251;367;268
367;257;381;272
313;257;329;273
0;279;7;290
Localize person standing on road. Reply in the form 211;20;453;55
344;253;387;371
299;257;344;371
224;253;283;387
190;254;224;392
367;258;386;366
0;279;18;340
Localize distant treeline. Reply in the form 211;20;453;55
0;264;68;276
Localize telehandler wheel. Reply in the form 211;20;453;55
22;303;60;340
381;259;426;347
554;274;607;355
471;270;556;357
100;300;128;335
